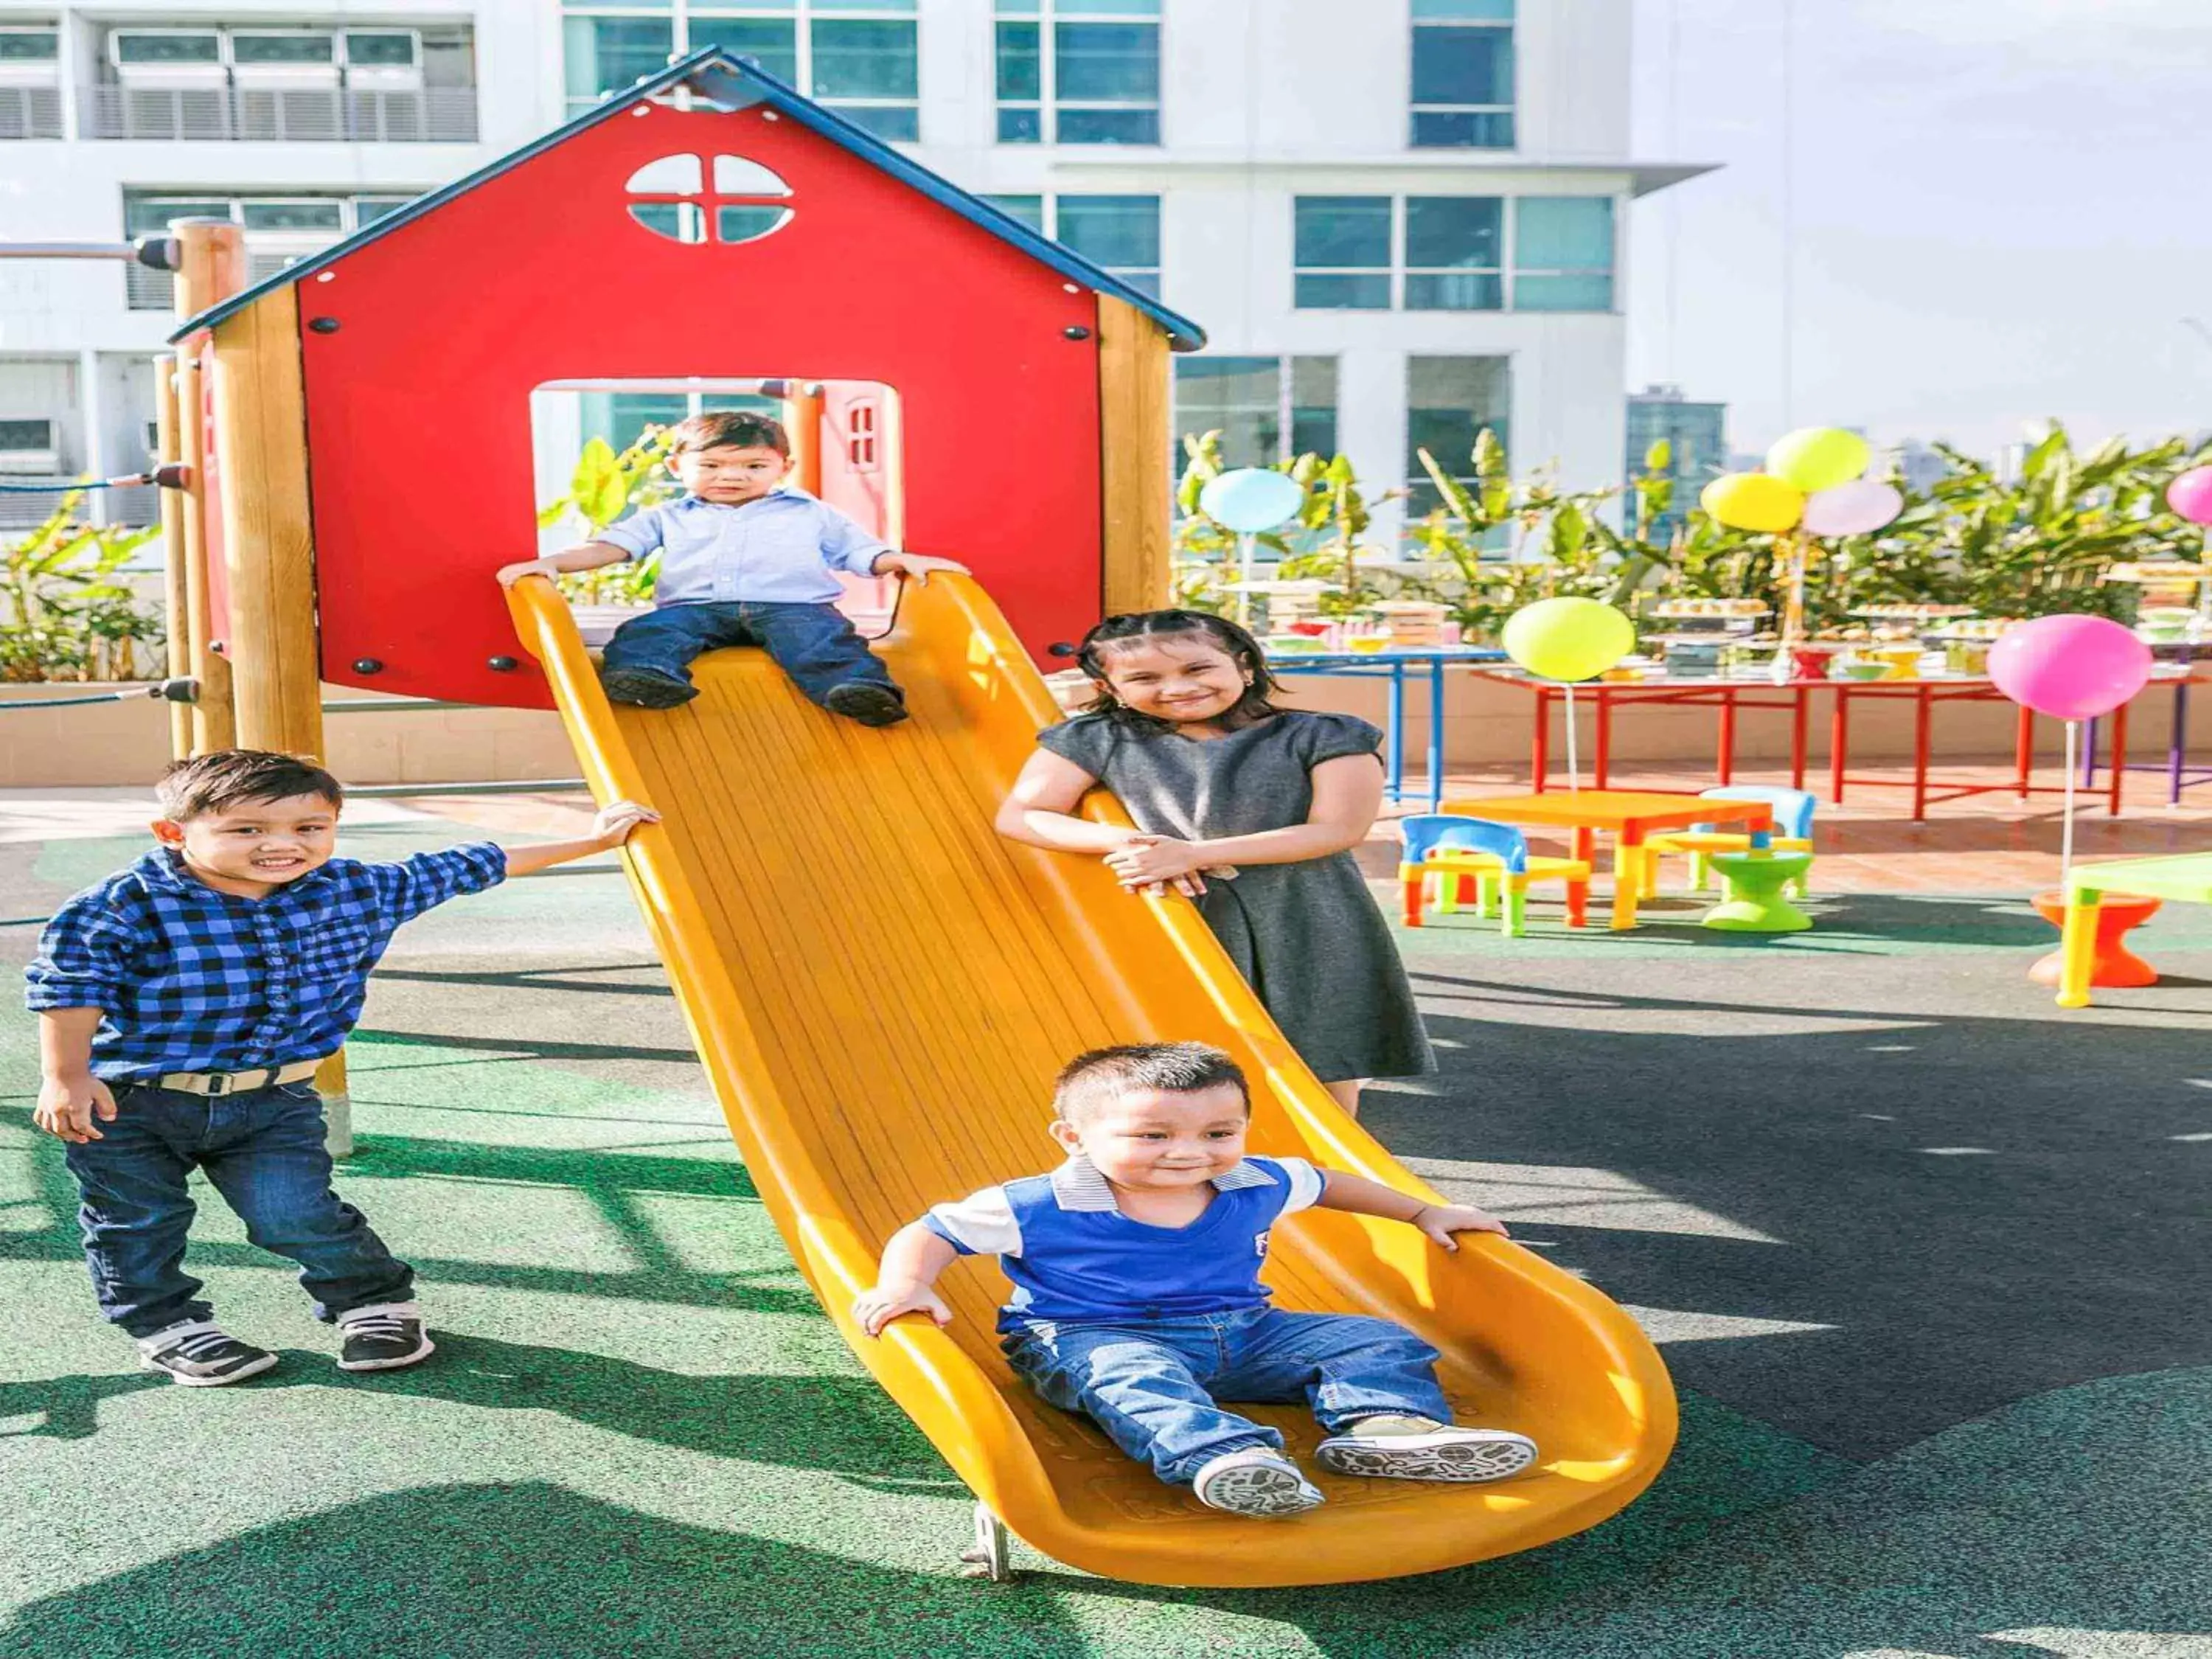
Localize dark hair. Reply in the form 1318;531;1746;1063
1074;609;1283;731
156;749;344;821
1053;1042;1251;1126
668;409;790;458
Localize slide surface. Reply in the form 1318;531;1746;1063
508;574;1674;1587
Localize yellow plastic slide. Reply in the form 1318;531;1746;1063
507;574;1674;1587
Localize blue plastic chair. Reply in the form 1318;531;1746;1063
1398;815;1590;936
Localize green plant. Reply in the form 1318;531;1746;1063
0;496;161;682
535;428;677;605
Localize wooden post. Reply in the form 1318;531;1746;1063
208;284;352;1154
153;356;193;759
1096;294;1172;616
785;382;825;495
171;218;245;753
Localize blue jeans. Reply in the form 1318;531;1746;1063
64;1081;414;1339
1004;1306;1452;1485
601;600;899;706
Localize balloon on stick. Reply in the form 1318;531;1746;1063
2166;465;2212;526
1987;614;2154;886
1764;427;1871;494
1503;598;1636;790
1801;479;1904;539
1199;468;1307;625
1700;473;1805;535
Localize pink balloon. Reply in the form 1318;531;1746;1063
2167;465;2212;526
1986;615;2152;721
1801;479;1904;538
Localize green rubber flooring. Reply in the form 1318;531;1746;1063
3;812;2208;1658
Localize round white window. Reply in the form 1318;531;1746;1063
624;154;794;246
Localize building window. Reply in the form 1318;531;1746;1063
982;192;1160;296
580;388;780;455
1512;196;1615;310
995;0;1159;146
1411;0;1514;149
1295;194;1614;313
1292;197;1392;310
1175;356;1338;469
0;26;63;141
121;192;405;307
1407;356;1511;519
563;1;919;142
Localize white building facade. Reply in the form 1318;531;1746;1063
0;0;1693;535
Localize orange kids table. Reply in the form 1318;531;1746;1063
1447;790;1776;930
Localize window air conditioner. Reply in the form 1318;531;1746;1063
340;31;422;91
228;31;341;89
109;30;227;89
0;418;60;474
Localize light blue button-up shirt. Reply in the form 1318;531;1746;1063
596;487;889;606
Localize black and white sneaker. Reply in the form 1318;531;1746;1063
1190;1450;1326;1517
823;681;908;727
136;1321;279;1388
335;1302;435;1373
599;666;698;709
1315;1416;1539;1483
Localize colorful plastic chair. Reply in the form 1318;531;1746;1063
1702;833;1815;933
1399;815;1591;937
1641;785;1817;900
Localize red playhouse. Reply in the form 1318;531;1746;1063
161;46;1202;759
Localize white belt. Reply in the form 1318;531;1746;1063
154;1059;327;1097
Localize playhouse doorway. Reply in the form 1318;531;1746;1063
528;375;905;639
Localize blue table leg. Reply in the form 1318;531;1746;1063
1427;660;1446;811
2171;678;2190;804
2081;715;2098;785
1386;661;1406;801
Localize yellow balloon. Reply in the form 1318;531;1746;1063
1700;472;1805;535
1764;427;1870;493
1502;597;1637;684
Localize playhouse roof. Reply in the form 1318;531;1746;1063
170;47;1208;350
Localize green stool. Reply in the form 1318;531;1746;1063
1703;850;1815;933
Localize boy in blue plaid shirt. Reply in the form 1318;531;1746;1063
25;749;655;1386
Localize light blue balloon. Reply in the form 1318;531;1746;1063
1199;467;1304;533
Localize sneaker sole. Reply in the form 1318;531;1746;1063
1194;1464;1326;1517
142;1349;279;1388
337;1335;436;1374
823;684;908;726
599;669;699;709
1315;1433;1539;1483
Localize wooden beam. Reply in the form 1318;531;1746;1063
152;356;192;759
785;383;826;495
1096;294;1172;616
209;286;324;761
170;219;246;754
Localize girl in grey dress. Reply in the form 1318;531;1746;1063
996;611;1436;1115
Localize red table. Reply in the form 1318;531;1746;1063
1480;672;2132;821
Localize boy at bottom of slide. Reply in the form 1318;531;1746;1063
855;1042;1537;1517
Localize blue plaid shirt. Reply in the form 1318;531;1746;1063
24;844;507;1080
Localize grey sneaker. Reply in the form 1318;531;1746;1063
136;1321;279;1388
1190;1450;1325;1517
335;1302;435;1373
823;681;908;726
1315;1415;1539;1483
599;666;698;709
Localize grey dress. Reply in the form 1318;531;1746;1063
1038;710;1437;1083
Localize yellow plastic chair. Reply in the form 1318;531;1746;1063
1399;815;1591;936
1640;786;1815;900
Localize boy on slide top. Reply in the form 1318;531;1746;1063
26;749;654;1385
855;1042;1539;1517
497;409;966;724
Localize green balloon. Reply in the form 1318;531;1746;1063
1764;427;1870;494
1503;597;1636;684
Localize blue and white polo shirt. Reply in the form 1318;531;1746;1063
921;1153;1326;1332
